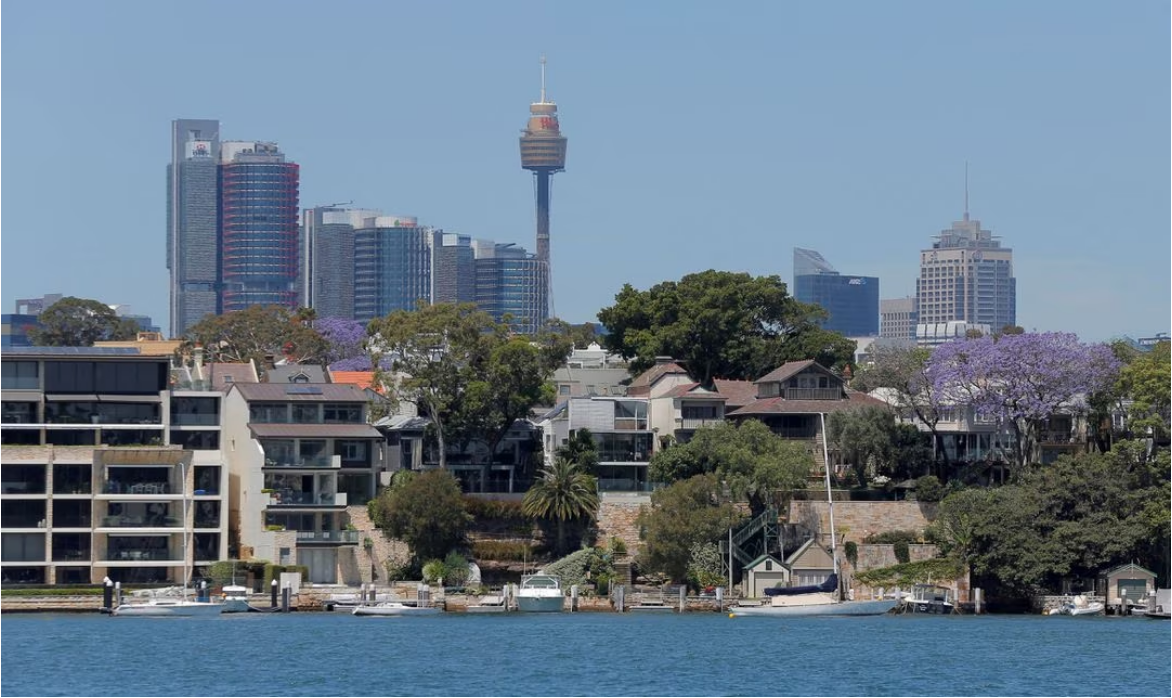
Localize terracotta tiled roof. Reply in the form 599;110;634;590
231;383;370;402
659;383;728;400
726;390;887;417
713;379;758;409
329;371;379;392
753;360;818;385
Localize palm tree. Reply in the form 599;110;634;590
522;457;601;556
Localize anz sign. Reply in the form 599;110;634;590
847;278;867;285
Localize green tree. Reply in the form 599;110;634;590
522;457;601;556
959;442;1170;596
367;304;571;471
1117;340;1171;442
370;470;470;564
181;305;328;368
597;270;856;386
825;406;898;488
556;428;599;475
29;297;139;346
648;420;812;517
636;475;742;583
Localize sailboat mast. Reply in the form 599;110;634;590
819;413;839;574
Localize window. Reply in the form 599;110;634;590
250;403;287;423
558;385;571;396
291;404;319;424
1;361;39;390
337;440;369;464
323;404;361;423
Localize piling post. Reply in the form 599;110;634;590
270;579;279;608
615;585;624;613
715;586;724;613
974;588;983;615
102;578;114;612
114;581;122;608
679;585;687;613
570;584;579;612
281;585;290;612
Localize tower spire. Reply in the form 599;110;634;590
961;160;970;221
540;54;547;103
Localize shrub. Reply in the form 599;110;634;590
863;530;920;545
463;496;532;523
609;537;628;556
443;551;470;587
854;557;964;587
422;559;446;584
914;475;945;502
470;540;536;562
893;540;911;564
843;541;859;568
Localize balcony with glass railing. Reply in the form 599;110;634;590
295;530;360;544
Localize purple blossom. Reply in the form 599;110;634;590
315;318;368;366
927;332;1121;468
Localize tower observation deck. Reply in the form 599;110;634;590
519;56;566;317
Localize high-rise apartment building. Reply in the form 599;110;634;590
353;216;434;323
302;207;382;319
880;297;918;341
792;248;879;336
432;233;476;305
472;240;548;334
167;119;221;337
915;211;1015;332
219;142;300;313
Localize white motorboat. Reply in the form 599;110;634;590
900;584;956;615
220;584;252;614
515;573;565;613
112;462;222;617
1145;589;1170;620
731;414;899;619
1049;595;1105;616
352;602;441;617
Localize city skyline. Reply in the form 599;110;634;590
3;2;1168;343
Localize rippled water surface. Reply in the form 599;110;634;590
2;612;1169;696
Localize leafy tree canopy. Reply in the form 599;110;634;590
826;405;900;488
927;332;1120;469
636;474;742;583
945;441;1170;596
29;297;139;346
597;270;856;386
369;469;470;564
1117;340;1171;441
367;304;572;470
853;344;952;466
648;420;812;516
182;305;329;369
316;317;369;368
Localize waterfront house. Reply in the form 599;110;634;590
222;382;384;583
1100;563;1157;608
743;554;790;598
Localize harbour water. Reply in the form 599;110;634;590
1;612;1168;696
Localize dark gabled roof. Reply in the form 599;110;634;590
1101;562;1157;578
713;379;758;409
753;360;819;385
744;554;786;570
659;383;728;400
248;423;383;439
627;361;690;395
231;383;370;402
726;390;887;417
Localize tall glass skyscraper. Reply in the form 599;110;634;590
302;207;383;319
353;217;434;322
219;142;300;313
167;119;221;336
792;248;879;336
473;240;548;334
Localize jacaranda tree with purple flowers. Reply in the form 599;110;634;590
927;332;1120;470
315;317;369;368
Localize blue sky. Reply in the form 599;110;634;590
2;1;1168;342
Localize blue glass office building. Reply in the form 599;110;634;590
473;241;548;335
793;248;879;336
353;217;433;323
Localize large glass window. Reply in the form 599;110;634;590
291;404;320;424
52;500;91;527
52;533;91;562
1;533;46;562
299;440;327;467
2;465;46;495
323;403;362;424
1;429;40;445
592;432;653;463
53;465;92;495
2;401;37;424
250;403;288;423
261;440;296;466
1;361;39;390
336;440;370;466
170;397;219;426
171;430;220;450
44;361;165;395
1;500;46;527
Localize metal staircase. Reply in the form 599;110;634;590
720;507;781;582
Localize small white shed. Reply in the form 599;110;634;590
744;554;790;598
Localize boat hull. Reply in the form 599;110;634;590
732;598;898;617
220;599;252;614
112;601;223;617
515;595;565;613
